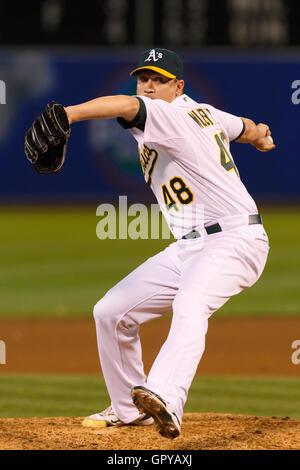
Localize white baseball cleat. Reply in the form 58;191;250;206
82;405;154;428
131;386;181;439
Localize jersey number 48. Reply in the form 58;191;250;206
162;177;194;212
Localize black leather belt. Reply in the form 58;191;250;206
182;214;262;239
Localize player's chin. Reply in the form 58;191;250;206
260;145;276;152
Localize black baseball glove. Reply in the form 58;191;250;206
24;102;71;174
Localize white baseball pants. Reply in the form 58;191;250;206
93;221;269;424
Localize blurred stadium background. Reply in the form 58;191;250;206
0;0;299;423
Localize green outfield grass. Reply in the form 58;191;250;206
0;205;299;317
0;374;299;420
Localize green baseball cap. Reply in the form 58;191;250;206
130;48;183;79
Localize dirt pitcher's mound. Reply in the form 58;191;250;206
1;413;300;450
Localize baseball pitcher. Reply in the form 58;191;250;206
24;49;274;439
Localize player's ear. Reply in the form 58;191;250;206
176;79;184;96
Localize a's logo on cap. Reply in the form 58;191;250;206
145;49;163;63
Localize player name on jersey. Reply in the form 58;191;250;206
188;107;214;128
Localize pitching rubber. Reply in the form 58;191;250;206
131;386;180;439
82;417;108;428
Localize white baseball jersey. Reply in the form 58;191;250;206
129;94;258;238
